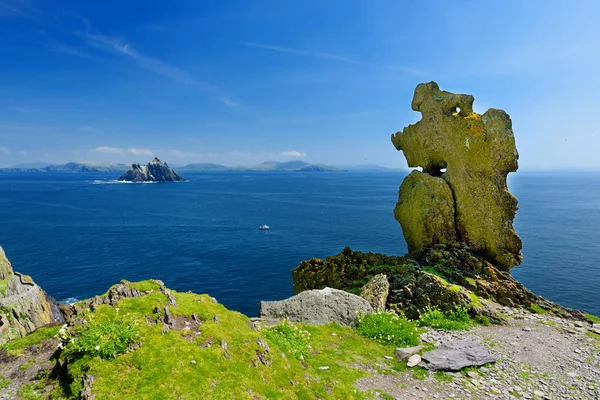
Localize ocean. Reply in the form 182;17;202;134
0;171;598;317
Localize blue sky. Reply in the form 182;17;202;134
0;0;599;169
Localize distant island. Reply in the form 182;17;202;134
0;160;403;173
119;158;184;182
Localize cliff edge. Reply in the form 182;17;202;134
0;246;63;345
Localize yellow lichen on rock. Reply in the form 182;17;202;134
391;82;521;270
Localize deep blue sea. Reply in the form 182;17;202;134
0;171;598;317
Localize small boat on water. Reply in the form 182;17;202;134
259;224;270;230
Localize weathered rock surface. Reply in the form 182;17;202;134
118;157;183;182
391;82;521;271
259;287;373;326
394;345;423;362
360;274;389;312
0;246;64;345
419;339;496;371
292;244;586;321
62;279;175;323
394;170;457;252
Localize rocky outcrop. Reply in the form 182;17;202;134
360;274;389;312
0;246;64;345
419;339;496;371
391;82;521;271
259;287;373;326
118;158;183;182
292;245;586;321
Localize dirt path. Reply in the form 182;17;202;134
357;308;600;400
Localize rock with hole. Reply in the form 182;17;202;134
391;82;521;270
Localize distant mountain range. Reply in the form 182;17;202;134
0;160;404;173
0;162;129;173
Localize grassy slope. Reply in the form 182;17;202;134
59;280;397;400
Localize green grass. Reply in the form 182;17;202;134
0;279;8;296
61;318;138;360
356;310;421;347
0;325;60;357
411;367;428;380
264;320;311;359
433;371;453;383
417;306;472;330
584;313;600;324
0;374;9;389
19;358;36;371
528;304;545;314
51;282;399;400
474;315;491;326
17;380;46;400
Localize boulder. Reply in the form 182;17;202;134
419;339;496;371
291;245;587;321
394;345;424;362
360;274;389;312
259;287;373;326
394;171;457;252
0;246;64;345
391;82;521;271
118;157;183;182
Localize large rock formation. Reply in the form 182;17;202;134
391;82;521;271
291;245;585;322
118;157;184;182
0;246;64;345
259;287;373;326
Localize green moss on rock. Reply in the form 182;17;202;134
391;82;522;271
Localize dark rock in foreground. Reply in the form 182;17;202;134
118;157;183;182
259;287;373;326
419;339;496;371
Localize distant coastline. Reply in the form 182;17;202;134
0;160;405;173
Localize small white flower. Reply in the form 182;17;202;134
95;345;100;351
115;308;120;313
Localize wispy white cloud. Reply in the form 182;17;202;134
242;42;365;65
127;148;153;156
242;42;424;75
75;31;198;84
93;146;123;154
166;149;197;158
281;150;305;158
215;96;240;107
228;150;307;160
0;146;9;154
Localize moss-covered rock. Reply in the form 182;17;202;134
292;244;585;321
391;82;522;271
48;280;399;399
394;170;457;252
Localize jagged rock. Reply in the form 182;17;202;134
419;339;496;371
292;245;586;321
118;157;184;182
391;82;521;271
394;345;424;362
80;374;95;400
259;287;373;326
360;274;389;312
0;246;64;345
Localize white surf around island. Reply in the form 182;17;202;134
92;180;158;185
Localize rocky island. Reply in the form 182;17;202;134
0;83;598;400
118;157;184;182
